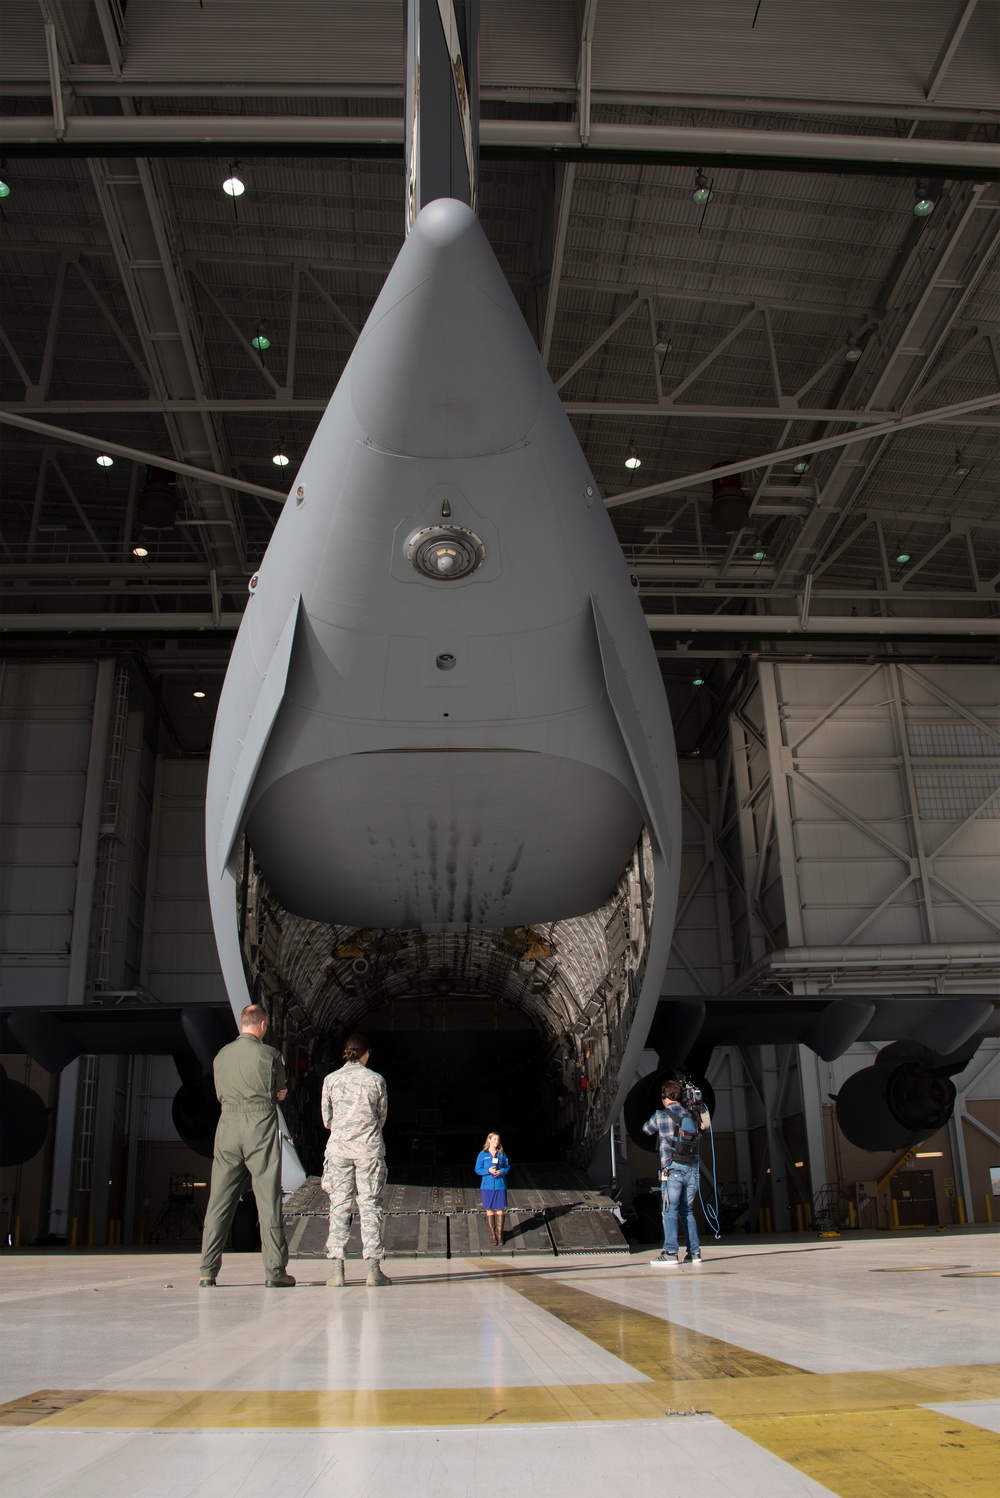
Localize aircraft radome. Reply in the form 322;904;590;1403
205;198;682;1187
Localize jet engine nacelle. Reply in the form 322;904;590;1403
171;1080;221;1159
623;1068;716;1152
0;1066;49;1167
834;1041;962;1151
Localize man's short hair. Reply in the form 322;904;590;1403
241;1003;268;1029
661;1080;682;1102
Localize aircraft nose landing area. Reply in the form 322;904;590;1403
1;1235;998;1498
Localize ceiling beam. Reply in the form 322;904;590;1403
3;116;997;177
643;614;998;637
13;399;993;425
5;75;995;124
3;610;994;638
602;394;1000;507
0;411;287;504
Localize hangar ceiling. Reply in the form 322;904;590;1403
1;0;998;742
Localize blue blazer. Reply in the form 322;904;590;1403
475;1149;509;1187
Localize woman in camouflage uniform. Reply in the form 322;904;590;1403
321;1032;391;1287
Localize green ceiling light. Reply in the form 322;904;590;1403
692;169;712;206
895;549;911;565
222;162;246;197
96;453;114;467
624;441;642;470
692;676;706;687
913;183;935;218
0;162;10;199
752;548;766;561
251;321;270;352
792;459;810;475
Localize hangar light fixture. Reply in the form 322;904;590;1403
96;454;114;467
844;340;864;363
132;544;148;558
272;451;290;467
692;170;712;206
624;442;642;470
913;183;936;218
752;548;766;561
0;162;9;199
193;689;206;699
251;322;271;352
654;323;671;355
895;548;911;565
222;163;246;198
953;450;971;477
792;460;810;475
691;676;705;687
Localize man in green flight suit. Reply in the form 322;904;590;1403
198;1003;296;1288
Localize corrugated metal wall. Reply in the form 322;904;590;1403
0;662;97;1006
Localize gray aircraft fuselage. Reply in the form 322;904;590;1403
205;199;681;1185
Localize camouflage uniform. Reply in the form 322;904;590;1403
321;1062;388;1261
199;1033;289;1281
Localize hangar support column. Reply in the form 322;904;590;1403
47;659;116;1238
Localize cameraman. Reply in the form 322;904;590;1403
642;1079;710;1267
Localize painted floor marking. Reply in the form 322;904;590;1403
1;1260;998;1497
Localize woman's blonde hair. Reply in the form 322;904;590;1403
482;1131;503;1152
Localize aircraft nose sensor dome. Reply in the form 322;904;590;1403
407;524;485;580
350;199;542;458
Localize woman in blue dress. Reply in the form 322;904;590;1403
475;1131;510;1245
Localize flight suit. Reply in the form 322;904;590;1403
199;1032;289;1281
321;1061;388;1260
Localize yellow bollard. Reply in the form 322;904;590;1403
70;1217;78;1247
891;1199;900;1229
985;1194;993;1225
957;1196;967;1225
848;1200;857;1229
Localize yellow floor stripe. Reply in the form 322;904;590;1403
5;1365;998;1433
495;1267;802;1380
728;1407;1000;1497
11;1383;668;1430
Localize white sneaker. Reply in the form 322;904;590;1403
652;1252;679;1267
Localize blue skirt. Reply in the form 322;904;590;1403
481;1186;507;1210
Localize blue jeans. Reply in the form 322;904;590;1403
661;1163;700;1257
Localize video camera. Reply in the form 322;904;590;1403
679;1080;703;1112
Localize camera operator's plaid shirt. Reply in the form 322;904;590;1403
642;1104;688;1171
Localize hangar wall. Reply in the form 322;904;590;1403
637;659;1000;1231
2;656;998;1243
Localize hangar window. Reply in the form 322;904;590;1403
907;722;999;758
912;771;1000;820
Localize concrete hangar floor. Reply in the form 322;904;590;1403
1;1232;998;1497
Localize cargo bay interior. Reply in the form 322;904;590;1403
1;2;999;1495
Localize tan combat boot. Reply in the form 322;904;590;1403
326;1259;345;1287
366;1259;391;1287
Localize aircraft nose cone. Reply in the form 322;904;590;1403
351;198;542;457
